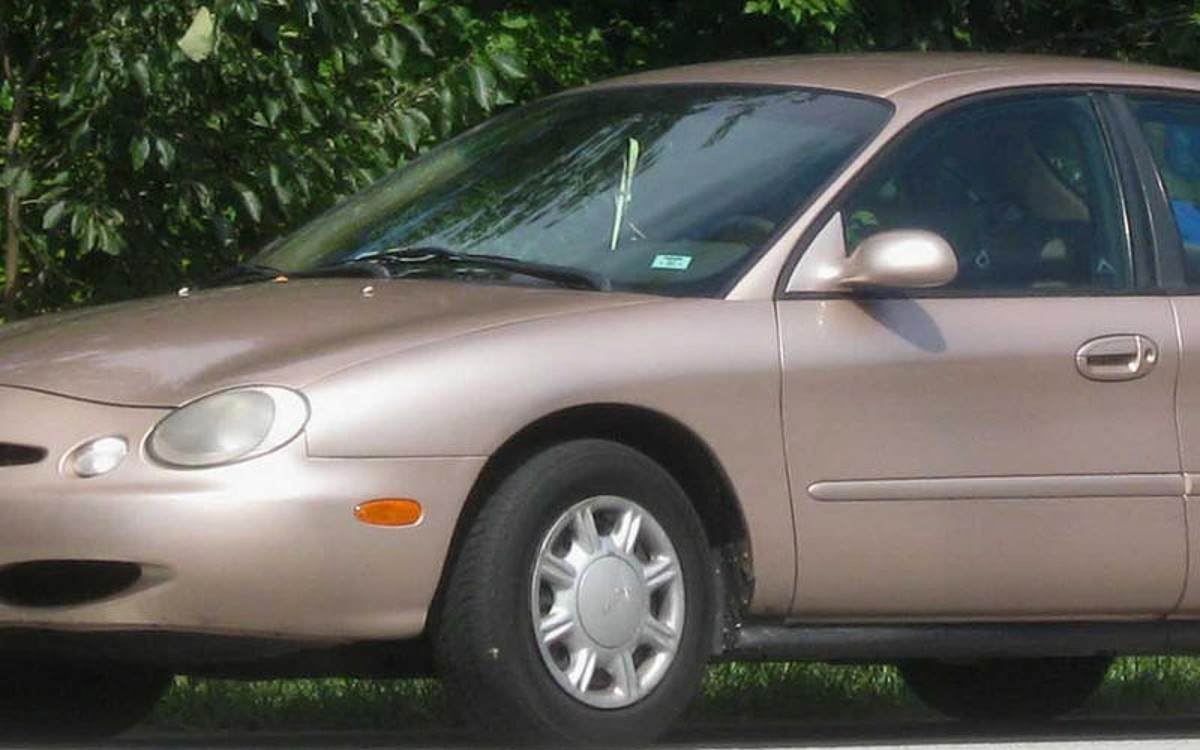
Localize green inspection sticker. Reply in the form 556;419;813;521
651;254;693;270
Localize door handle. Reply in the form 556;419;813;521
1075;334;1159;382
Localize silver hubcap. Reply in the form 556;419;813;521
530;495;685;709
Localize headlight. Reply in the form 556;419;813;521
148;386;309;468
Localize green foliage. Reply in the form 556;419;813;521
744;0;853;34
741;0;1200;58
0;0;605;320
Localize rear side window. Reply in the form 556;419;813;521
841;94;1131;293
1127;96;1200;284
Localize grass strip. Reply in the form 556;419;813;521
148;657;1200;731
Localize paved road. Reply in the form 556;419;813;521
15;716;1200;750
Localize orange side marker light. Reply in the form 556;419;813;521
354;498;423;527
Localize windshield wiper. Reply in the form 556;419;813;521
356;246;612;292
206;263;289;286
207;260;388;287
209;247;610;292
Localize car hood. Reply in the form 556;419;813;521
0;279;655;406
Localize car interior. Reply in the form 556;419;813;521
1134;107;1200;281
843;98;1131;293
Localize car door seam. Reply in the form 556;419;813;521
1169;296;1190;615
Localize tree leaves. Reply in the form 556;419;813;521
267;162;291;208
154;138;176;169
178;7;216;62
467;61;497;111
397;110;425;151
0;168;32;199
130;136;151;171
131;57;152;96
42;201;67;230
0;0;569;317
371;31;407;70
488;51;527;80
399;18;434;56
233;182;263;223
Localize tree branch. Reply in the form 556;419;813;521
0;6;88;320
3;46;29;320
1013;8;1196;51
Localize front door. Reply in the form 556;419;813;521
780;92;1186;619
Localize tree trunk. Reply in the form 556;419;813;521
2;186;17;319
3;77;25;323
3;184;17;321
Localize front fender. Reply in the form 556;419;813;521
301;298;797;615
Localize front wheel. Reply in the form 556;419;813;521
898;656;1112;722
0;660;171;739
436;439;715;745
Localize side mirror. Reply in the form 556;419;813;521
837;229;958;290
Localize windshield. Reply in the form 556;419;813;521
255;85;892;297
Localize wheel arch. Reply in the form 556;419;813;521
430;403;754;642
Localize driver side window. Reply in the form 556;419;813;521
841;94;1132;293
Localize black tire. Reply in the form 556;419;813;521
435;439;715;746
898;656;1112;722
0;659;171;739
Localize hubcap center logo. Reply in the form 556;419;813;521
577;556;646;648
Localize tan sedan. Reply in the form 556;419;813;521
3;52;1200;742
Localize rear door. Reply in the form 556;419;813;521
778;91;1187;619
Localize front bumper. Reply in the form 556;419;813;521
0;386;484;644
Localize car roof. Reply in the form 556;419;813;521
590;53;1200;110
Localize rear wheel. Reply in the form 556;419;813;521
436;439;715;745
0;660;171;739
899;656;1112;722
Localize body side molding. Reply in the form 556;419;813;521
808;473;1183;502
